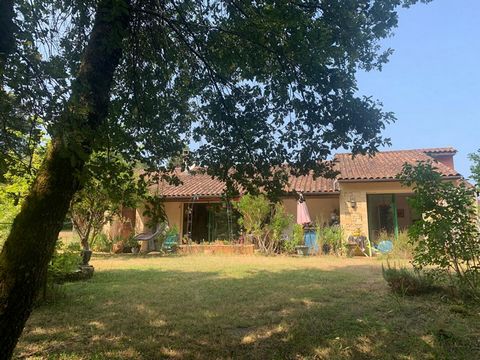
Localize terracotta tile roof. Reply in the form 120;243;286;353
152;171;227;198
152;147;461;198
286;173;338;194
419;147;457;154
334;148;460;181
153;170;338;198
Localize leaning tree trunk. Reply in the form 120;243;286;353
0;1;131;358
0;0;15;70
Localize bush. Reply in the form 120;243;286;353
270;204;292;249
0;223;10;251
125;234;141;251
0;203;17;251
398;162;480;300
235;195;293;254
48;241;82;283
382;262;435;296
283;223;303;254
91;233;112;252
37;241;84;304
166;224;179;238
319;225;344;255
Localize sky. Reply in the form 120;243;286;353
356;0;479;180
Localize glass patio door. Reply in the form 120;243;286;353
367;194;399;243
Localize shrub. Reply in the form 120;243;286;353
270;203;292;248
125;234;141;251
293;223;304;245
320;225;344;255
283;224;303;254
48;241;82;283
234;194;270;242
0;200;18;251
166;224;179;237
398;162;480;300
235;195;293;254
382;262;435;296
0;223;10;251
315;223;324;253
37;241;84;303
91;233;112;252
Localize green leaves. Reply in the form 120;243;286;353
398;162;480;298
234;194;271;237
70;151;142;249
142;194;167;230
3;0;430;198
468;149;480;188
234;194;293;253
0;134;46;247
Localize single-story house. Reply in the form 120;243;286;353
109;147;461;245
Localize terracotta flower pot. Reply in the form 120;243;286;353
112;243;124;254
295;245;309;256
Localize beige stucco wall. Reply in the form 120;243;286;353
132;181;416;244
339;181;413;240
282;198;297;218
165;202;184;235
135;201;184;236
281;196;340;225
306;197;340;225
135;204;147;234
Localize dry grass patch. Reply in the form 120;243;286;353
15;255;480;359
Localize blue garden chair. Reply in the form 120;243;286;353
162;234;179;253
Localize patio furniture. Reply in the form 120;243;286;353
134;227;163;252
162;234;179;253
347;234;369;257
376;240;393;254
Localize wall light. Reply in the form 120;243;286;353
349;195;357;209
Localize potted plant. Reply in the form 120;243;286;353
125;236;140;254
112;236;124;254
322;242;331;255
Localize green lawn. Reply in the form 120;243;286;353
15;255;480;359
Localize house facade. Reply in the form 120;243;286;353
110;147;461;245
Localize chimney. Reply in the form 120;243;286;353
424;148;457;170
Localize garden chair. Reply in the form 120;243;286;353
134;226;163;252
376;240;393;254
347;234;370;257
162;234;179;253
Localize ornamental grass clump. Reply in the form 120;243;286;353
382;262;435;296
377;230;415;259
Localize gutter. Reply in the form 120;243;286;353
162;191;340;201
337;175;462;183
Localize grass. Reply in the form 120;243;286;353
15;255;480;360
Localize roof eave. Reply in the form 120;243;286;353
337;175;462;183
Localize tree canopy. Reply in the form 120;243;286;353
0;0;431;357
2;0;430;194
469;149;480;188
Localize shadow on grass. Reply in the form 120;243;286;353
16;264;480;360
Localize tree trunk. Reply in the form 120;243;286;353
0;0;15;69
0;1;131;358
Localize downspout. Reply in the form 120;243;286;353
392;194;399;241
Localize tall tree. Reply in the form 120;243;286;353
469;149;480;188
0;0;430;357
71;151;141;251
0;0;131;356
